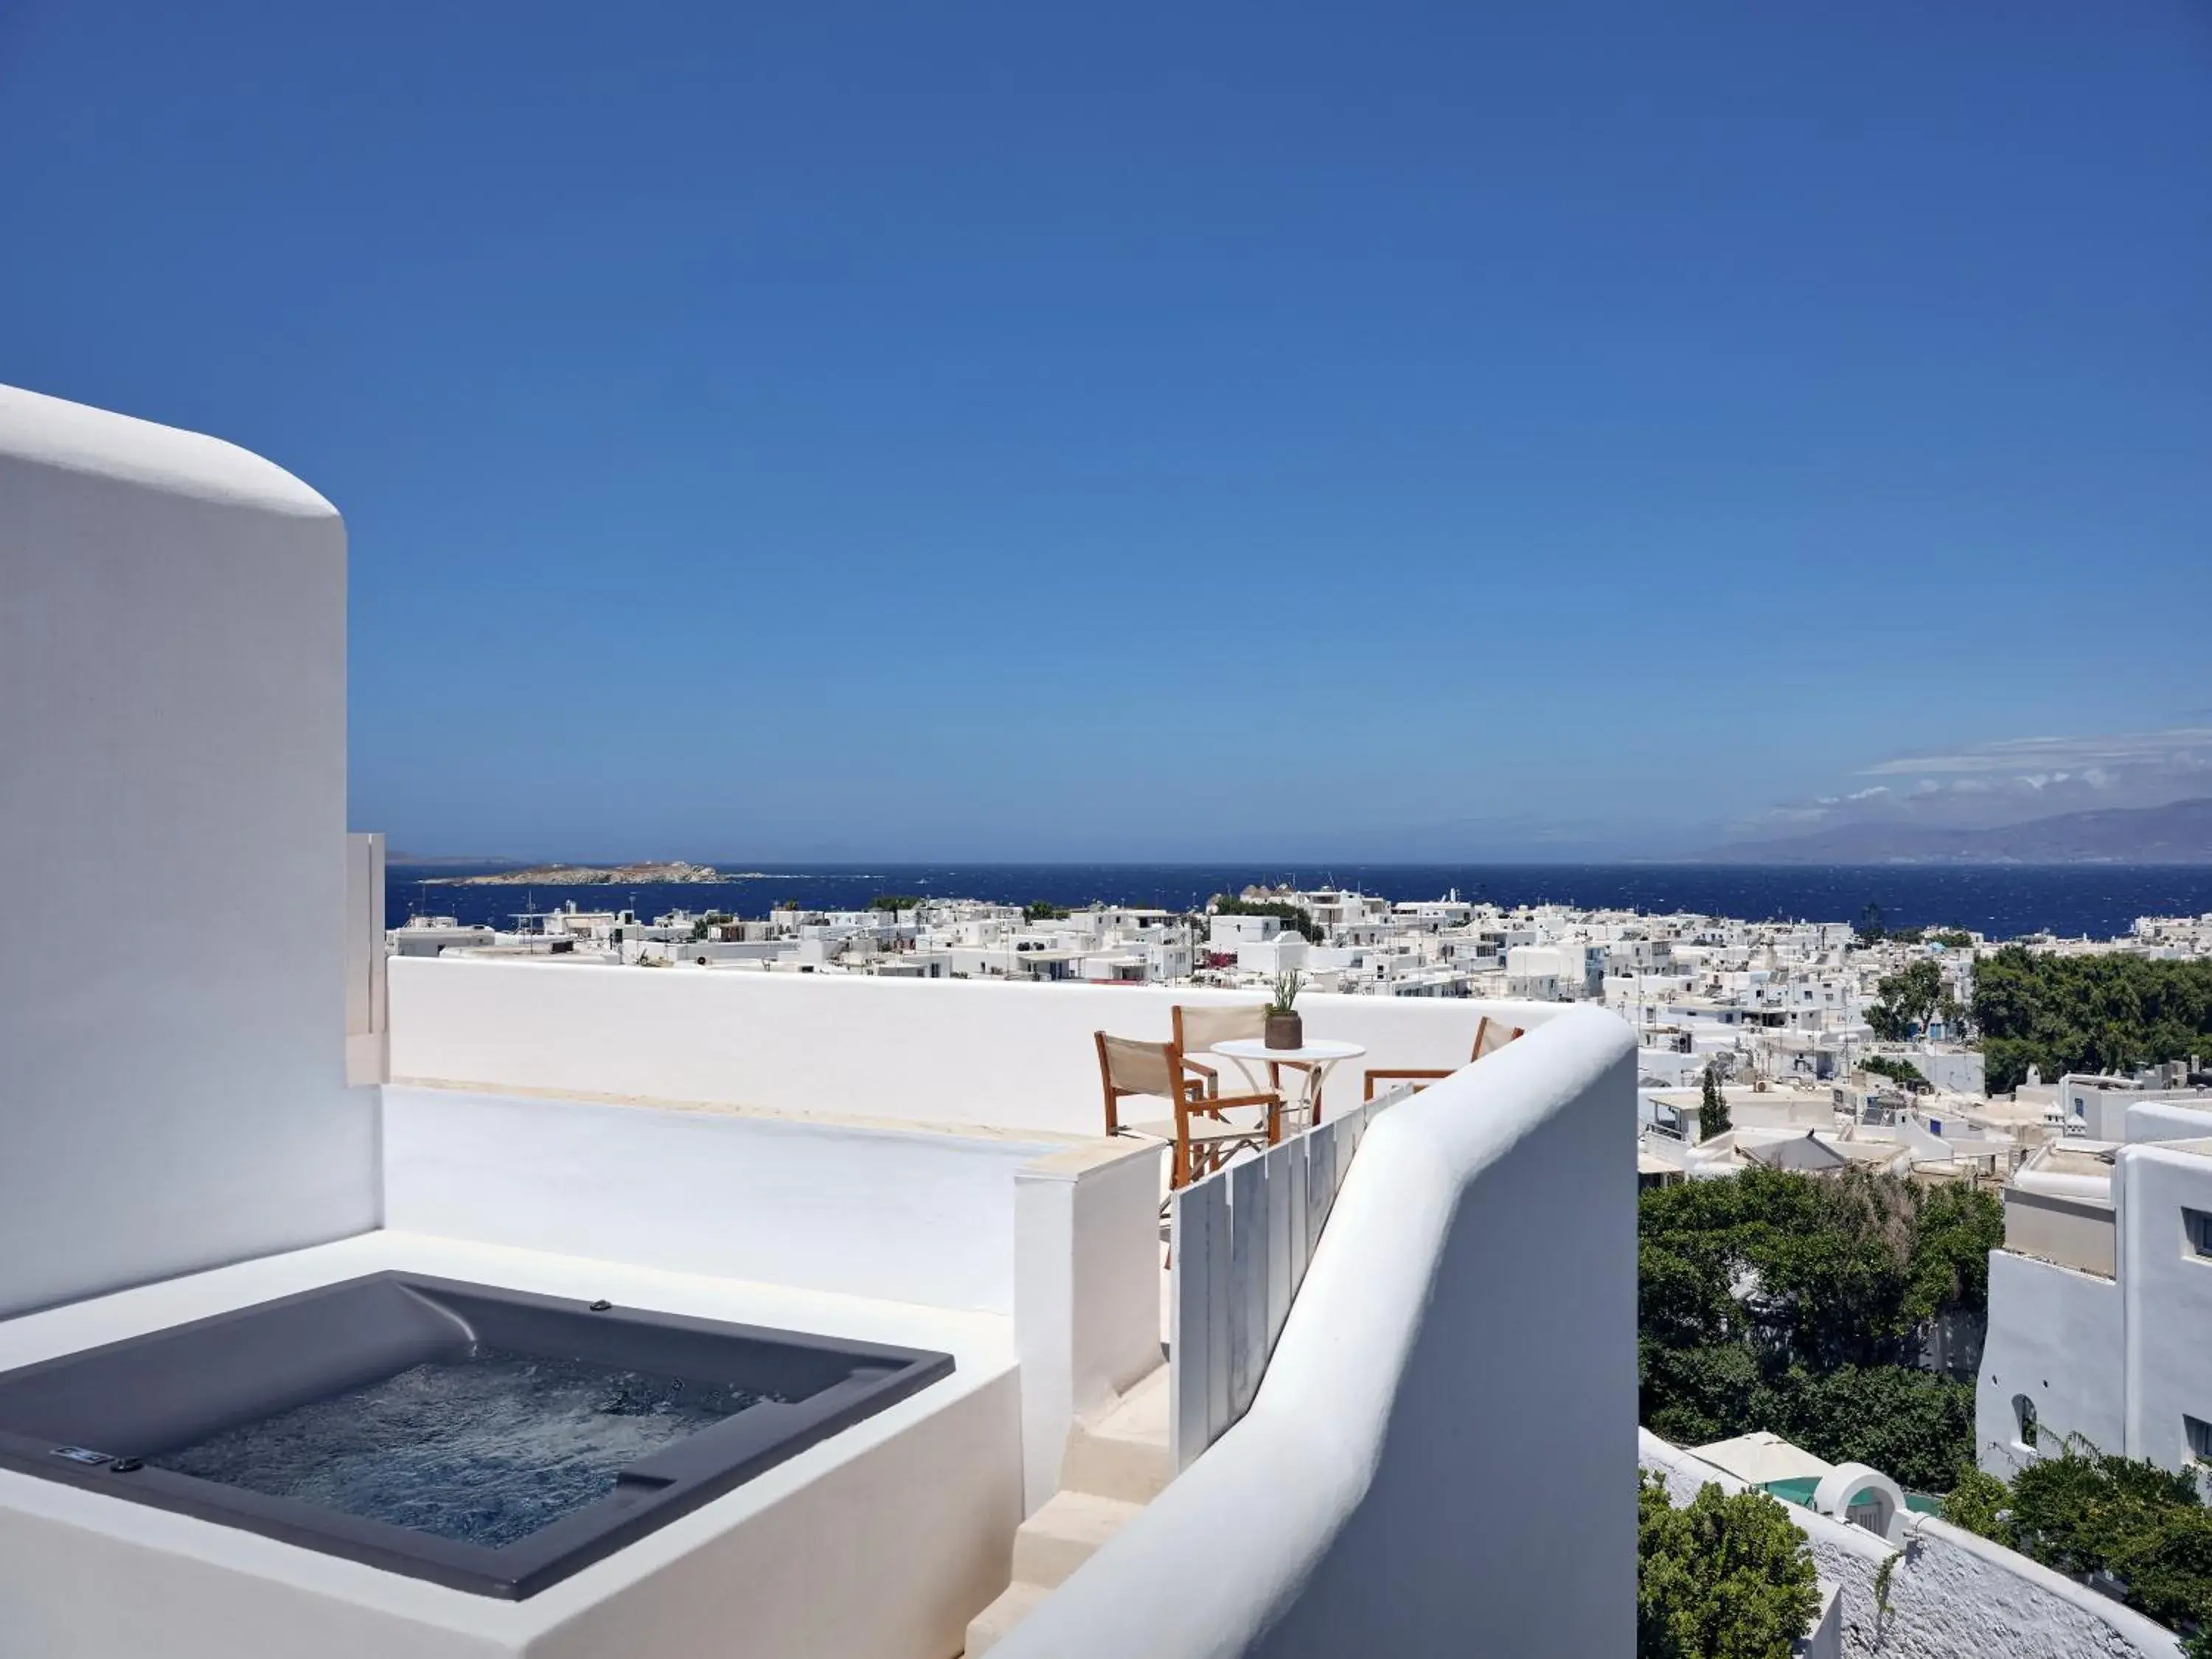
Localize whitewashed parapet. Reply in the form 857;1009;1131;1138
1169;1088;1411;1470
990;1004;1638;1659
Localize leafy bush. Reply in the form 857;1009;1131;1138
1938;1464;2011;1536
869;894;924;912
1021;900;1071;921
1638;1474;1820;1659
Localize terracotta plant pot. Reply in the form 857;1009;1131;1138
1265;1012;1304;1051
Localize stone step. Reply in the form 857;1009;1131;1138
1010;1489;1147;1590
964;1580;1052;1657
1060;1361;1173;1504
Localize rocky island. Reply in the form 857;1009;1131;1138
425;860;728;886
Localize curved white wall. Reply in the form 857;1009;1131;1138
991;1006;1638;1658
0;385;375;1318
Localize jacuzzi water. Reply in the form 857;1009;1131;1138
155;1346;779;1548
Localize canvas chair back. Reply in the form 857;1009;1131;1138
1173;1002;1267;1054
1471;1017;1520;1061
1098;1033;1180;1102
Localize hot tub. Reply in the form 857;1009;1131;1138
0;1271;953;1598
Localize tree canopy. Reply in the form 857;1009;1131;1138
1638;1475;1820;1659
1972;946;2212;1093
1944;1447;2212;1655
1865;959;1966;1043
1639;1168;2001;1490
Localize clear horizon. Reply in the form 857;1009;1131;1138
4;1;2207;860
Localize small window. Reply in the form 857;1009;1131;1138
2188;1210;2212;1259
2190;1417;2212;1464
2014;1394;2039;1450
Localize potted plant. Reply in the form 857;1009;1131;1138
1266;970;1306;1050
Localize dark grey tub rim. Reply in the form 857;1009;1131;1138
0;1270;956;1599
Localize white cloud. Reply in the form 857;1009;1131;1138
1859;728;2212;779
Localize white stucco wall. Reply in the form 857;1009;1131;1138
380;1086;1060;1314
1978;1250;2123;1474
0;383;376;1318
389;957;1562;1138
2118;1143;2212;1472
1643;1433;2181;1659
2125;1099;2212;1145
1981;1135;2212;1479
1013;1141;1166;1510
992;1006;1639;1658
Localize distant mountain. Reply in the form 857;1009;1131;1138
1699;798;2212;865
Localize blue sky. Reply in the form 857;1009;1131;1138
3;1;2208;860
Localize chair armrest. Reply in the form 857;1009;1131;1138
1200;1091;1283;1111
1363;1067;1452;1101
1180;1056;1220;1097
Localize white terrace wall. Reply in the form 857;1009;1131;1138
992;1006;1638;1659
0;385;375;1319
380;1085;1161;1511
389;956;1565;1137
1641;1433;2183;1659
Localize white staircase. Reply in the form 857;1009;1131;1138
964;1363;1172;1653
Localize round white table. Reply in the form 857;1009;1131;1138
1209;1037;1367;1133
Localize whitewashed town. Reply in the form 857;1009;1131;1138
9;4;2211;1654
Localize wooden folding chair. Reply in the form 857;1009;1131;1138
1096;1030;1283;1189
1362;1015;1524;1101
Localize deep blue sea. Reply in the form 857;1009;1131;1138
386;863;2212;943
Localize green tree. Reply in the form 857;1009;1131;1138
1638;1475;1820;1659
1865;959;1958;1041
1973;946;2212;1093
1023;900;1071;922
1700;1062;1732;1139
869;894;924;912
1638;1169;2002;1489
1768;1364;1978;1492
1947;1450;2212;1652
